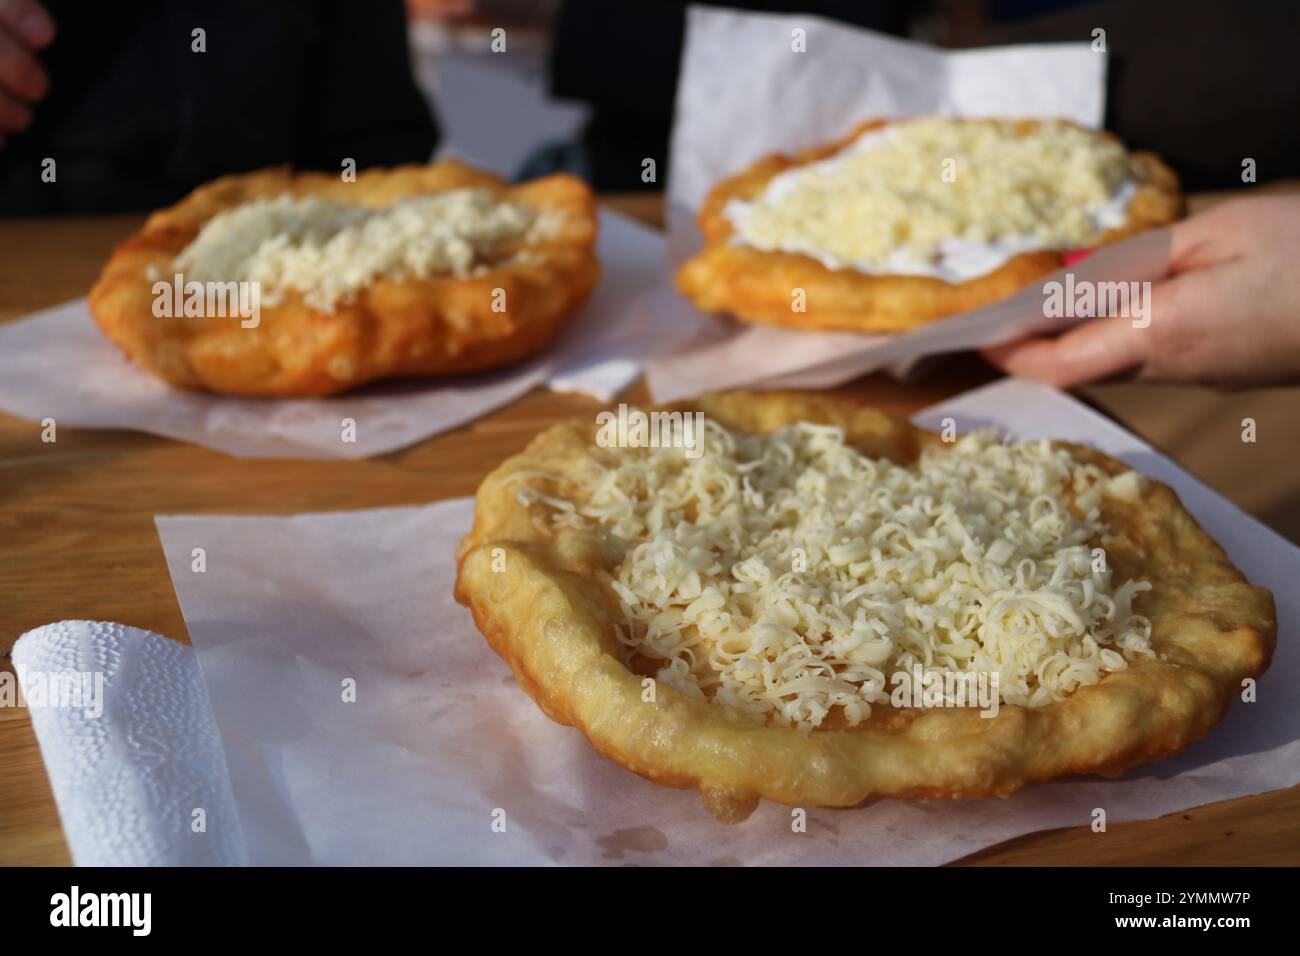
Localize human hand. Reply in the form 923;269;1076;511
0;0;54;144
982;194;1300;388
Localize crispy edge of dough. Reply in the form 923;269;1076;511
88;160;601;396
454;391;1275;823
675;119;1185;333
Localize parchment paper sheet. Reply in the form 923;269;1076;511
120;379;1297;865
0;211;664;459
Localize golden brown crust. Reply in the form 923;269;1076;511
88;161;601;396
454;391;1275;823
675;119;1185;333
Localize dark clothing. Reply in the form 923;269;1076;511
981;0;1300;191
0;0;437;215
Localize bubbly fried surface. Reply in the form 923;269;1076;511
675;119;1184;333
455;392;1274;823
89;162;600;396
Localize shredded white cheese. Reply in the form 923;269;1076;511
173;189;560;311
726;117;1136;281
526;419;1154;730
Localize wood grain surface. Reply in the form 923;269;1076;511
1;191;1296;867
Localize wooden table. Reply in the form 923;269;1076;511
2;192;1297;867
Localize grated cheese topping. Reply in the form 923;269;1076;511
524;418;1154;730
726;117;1136;282
173;189;560;311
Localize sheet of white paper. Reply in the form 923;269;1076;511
668;9;1106;215
648;228;1172;401
0;211;659;460
131;379;1297;866
648;8;1128;402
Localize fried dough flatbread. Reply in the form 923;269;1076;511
455;392;1274;823
90;161;600;396
676;119;1183;333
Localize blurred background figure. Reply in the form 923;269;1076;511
410;0;1299;193
0;0;437;214
6;0;1296;215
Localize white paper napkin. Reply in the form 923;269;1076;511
649;8;1128;400
20;380;1298;865
0;211;661;460
12;620;246;865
